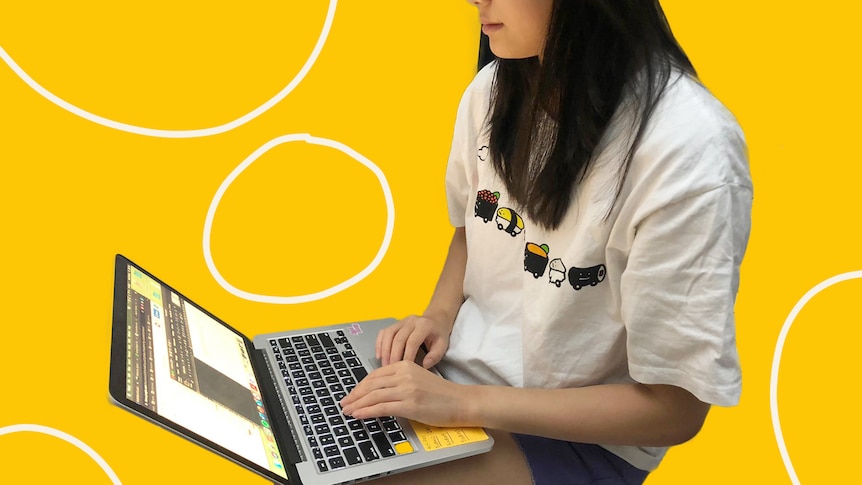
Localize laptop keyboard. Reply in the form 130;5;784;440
268;330;415;474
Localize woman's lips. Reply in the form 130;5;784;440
482;23;503;35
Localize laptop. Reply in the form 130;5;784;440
108;254;493;484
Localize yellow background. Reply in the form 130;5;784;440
0;1;858;483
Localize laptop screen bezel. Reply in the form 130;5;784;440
108;254;300;484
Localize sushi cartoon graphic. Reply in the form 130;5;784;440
475;189;500;223
568;264;607;290
548;258;566;287
495;208;524;237
524;243;550;278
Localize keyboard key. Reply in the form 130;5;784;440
313;447;323;460
324;445;340;457
314;424;330;435
366;420;381;433
305;334;320;347
320;397;335;407
353;430;369;441
389;431;406;442
324;406;339;416
316;459;328;472
358;440;380;461
334;426;349;437
319;434;335;445
338;436;354;448
371;432;395;457
383;420;401;433
344;446;363;465
311;414;325;424
328;456;346;469
394;441;414;455
318;332;335;348
328;415;344;426
351;367;368;381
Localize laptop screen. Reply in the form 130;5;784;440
119;260;288;480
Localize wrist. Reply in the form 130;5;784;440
456;384;486;427
422;307;458;332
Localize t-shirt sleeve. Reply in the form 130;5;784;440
445;63;495;228
620;182;753;407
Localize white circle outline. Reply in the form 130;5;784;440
0;424;122;484
0;0;337;138
771;270;862;485
203;133;395;304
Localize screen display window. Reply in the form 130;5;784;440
125;267;287;479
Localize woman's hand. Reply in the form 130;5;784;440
376;314;452;368
340;361;474;428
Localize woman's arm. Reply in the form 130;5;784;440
468;380;710;447
341;361;710;448
377;226;467;367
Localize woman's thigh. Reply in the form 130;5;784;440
512;434;649;485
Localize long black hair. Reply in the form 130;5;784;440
485;0;695;229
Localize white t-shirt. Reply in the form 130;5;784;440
436;62;753;471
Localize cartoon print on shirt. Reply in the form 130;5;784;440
548;258;566;287
568;264;607;290
524;243;551;278
475;189;500;223
495;208;524;237
478;145;489;161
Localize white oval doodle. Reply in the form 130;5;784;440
771;270;862;485
203;134;394;304
0;0;337;138
0;424;122;484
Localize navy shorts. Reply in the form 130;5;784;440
512;434;649;485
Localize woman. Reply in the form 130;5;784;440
342;1;752;483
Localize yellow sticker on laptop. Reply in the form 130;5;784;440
408;421;489;451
